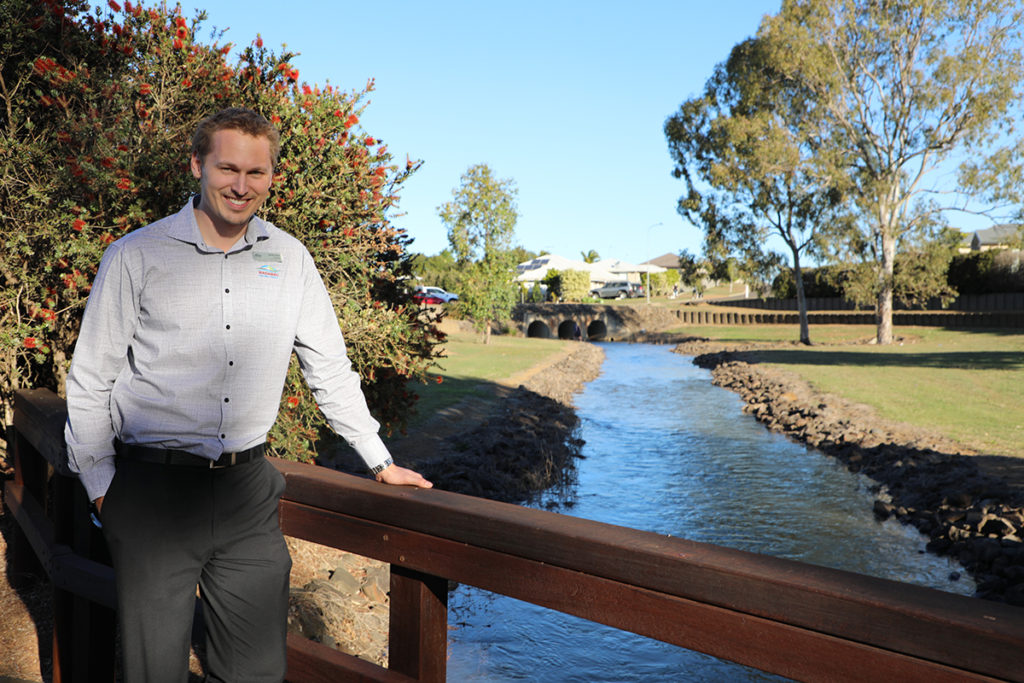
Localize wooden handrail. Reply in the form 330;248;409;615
6;388;1024;682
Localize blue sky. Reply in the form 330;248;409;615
154;0;783;263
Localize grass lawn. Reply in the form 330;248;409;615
406;331;573;431
672;323;1024;458
407;319;1023;459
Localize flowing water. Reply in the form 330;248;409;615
445;342;974;682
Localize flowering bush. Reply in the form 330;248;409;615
0;0;443;463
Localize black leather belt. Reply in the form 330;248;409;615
115;442;265;468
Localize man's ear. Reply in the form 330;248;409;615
190;154;202;180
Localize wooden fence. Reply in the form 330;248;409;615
6;388;1024;682
674;308;1024;328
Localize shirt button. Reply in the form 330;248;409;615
228;361;234;366
225;324;231;330
221;434;226;439
224;398;230;403
225;288;230;293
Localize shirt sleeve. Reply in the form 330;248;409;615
64;243;139;501
291;250;392;472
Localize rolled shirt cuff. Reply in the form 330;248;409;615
348;433;393;473
76;455;116;502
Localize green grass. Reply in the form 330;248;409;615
407;332;573;431
678;324;1024;457
407;322;1024;459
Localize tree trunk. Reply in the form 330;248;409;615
876;232;896;345
792;255;811;345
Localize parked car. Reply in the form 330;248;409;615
414;286;459;303
412;291;446;305
590;281;643;299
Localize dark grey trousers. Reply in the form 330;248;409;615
102;455;291;683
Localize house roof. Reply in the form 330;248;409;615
515;254;617;283
643;252;682;269
971;224;1023;248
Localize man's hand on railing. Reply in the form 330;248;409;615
376;464;433;489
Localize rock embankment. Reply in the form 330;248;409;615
286;341;606;663
677;339;1024;606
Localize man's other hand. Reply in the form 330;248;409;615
377;464;433;488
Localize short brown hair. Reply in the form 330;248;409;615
191;107;281;166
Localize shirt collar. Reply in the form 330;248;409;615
167;195;270;251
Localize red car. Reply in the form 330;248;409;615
412;291;445;305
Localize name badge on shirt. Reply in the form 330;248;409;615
254;251;284;279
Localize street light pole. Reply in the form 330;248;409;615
644;222;663;305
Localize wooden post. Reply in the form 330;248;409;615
387;565;448;682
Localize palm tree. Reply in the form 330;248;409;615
580;249;600;263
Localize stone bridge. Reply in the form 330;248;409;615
513;303;677;341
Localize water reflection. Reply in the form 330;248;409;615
446;343;972;681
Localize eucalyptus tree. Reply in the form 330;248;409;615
437;163;520;343
761;0;1024;344
666;37;850;344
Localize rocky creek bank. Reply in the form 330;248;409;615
675;338;1024;606
286;341;606;665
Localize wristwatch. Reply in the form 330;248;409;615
88;501;103;529
369;457;394;477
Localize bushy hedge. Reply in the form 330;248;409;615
0;0;443;462
947;251;1024;294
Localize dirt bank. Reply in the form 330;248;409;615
674;337;1024;606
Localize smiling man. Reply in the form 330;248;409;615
64;108;430;683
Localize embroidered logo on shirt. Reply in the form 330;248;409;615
257;264;281;279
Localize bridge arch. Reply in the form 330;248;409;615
526;320;553;338
586;319;608;340
557;320;580;340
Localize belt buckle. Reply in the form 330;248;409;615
210;452;238;469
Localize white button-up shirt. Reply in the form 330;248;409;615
65;198;391;500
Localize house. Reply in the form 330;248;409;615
969;224;1023;251
515;254;617;290
642;253;683;272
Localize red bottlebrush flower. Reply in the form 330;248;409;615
219;44;231;55
301;84;312;95
173;37;184;50
116;177;132;190
139;82;152;95
364;137;376;146
24;337;37;349
287;396;300;408
333;109;343;118
72;219;86;231
288;69;299;81
175;26;188;40
436;376;443;384
255;35;263;48
270;114;281;124
344;114;359;129
100;233;115;244
38;309;57;322
33;57;54;74
174;16;187;28
108;0;121;11
276;62;289;72
182;76;192;88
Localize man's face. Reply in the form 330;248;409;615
190;128;274;233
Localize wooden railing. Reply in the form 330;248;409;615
5;388;1024;682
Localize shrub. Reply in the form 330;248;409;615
0;0;443;462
